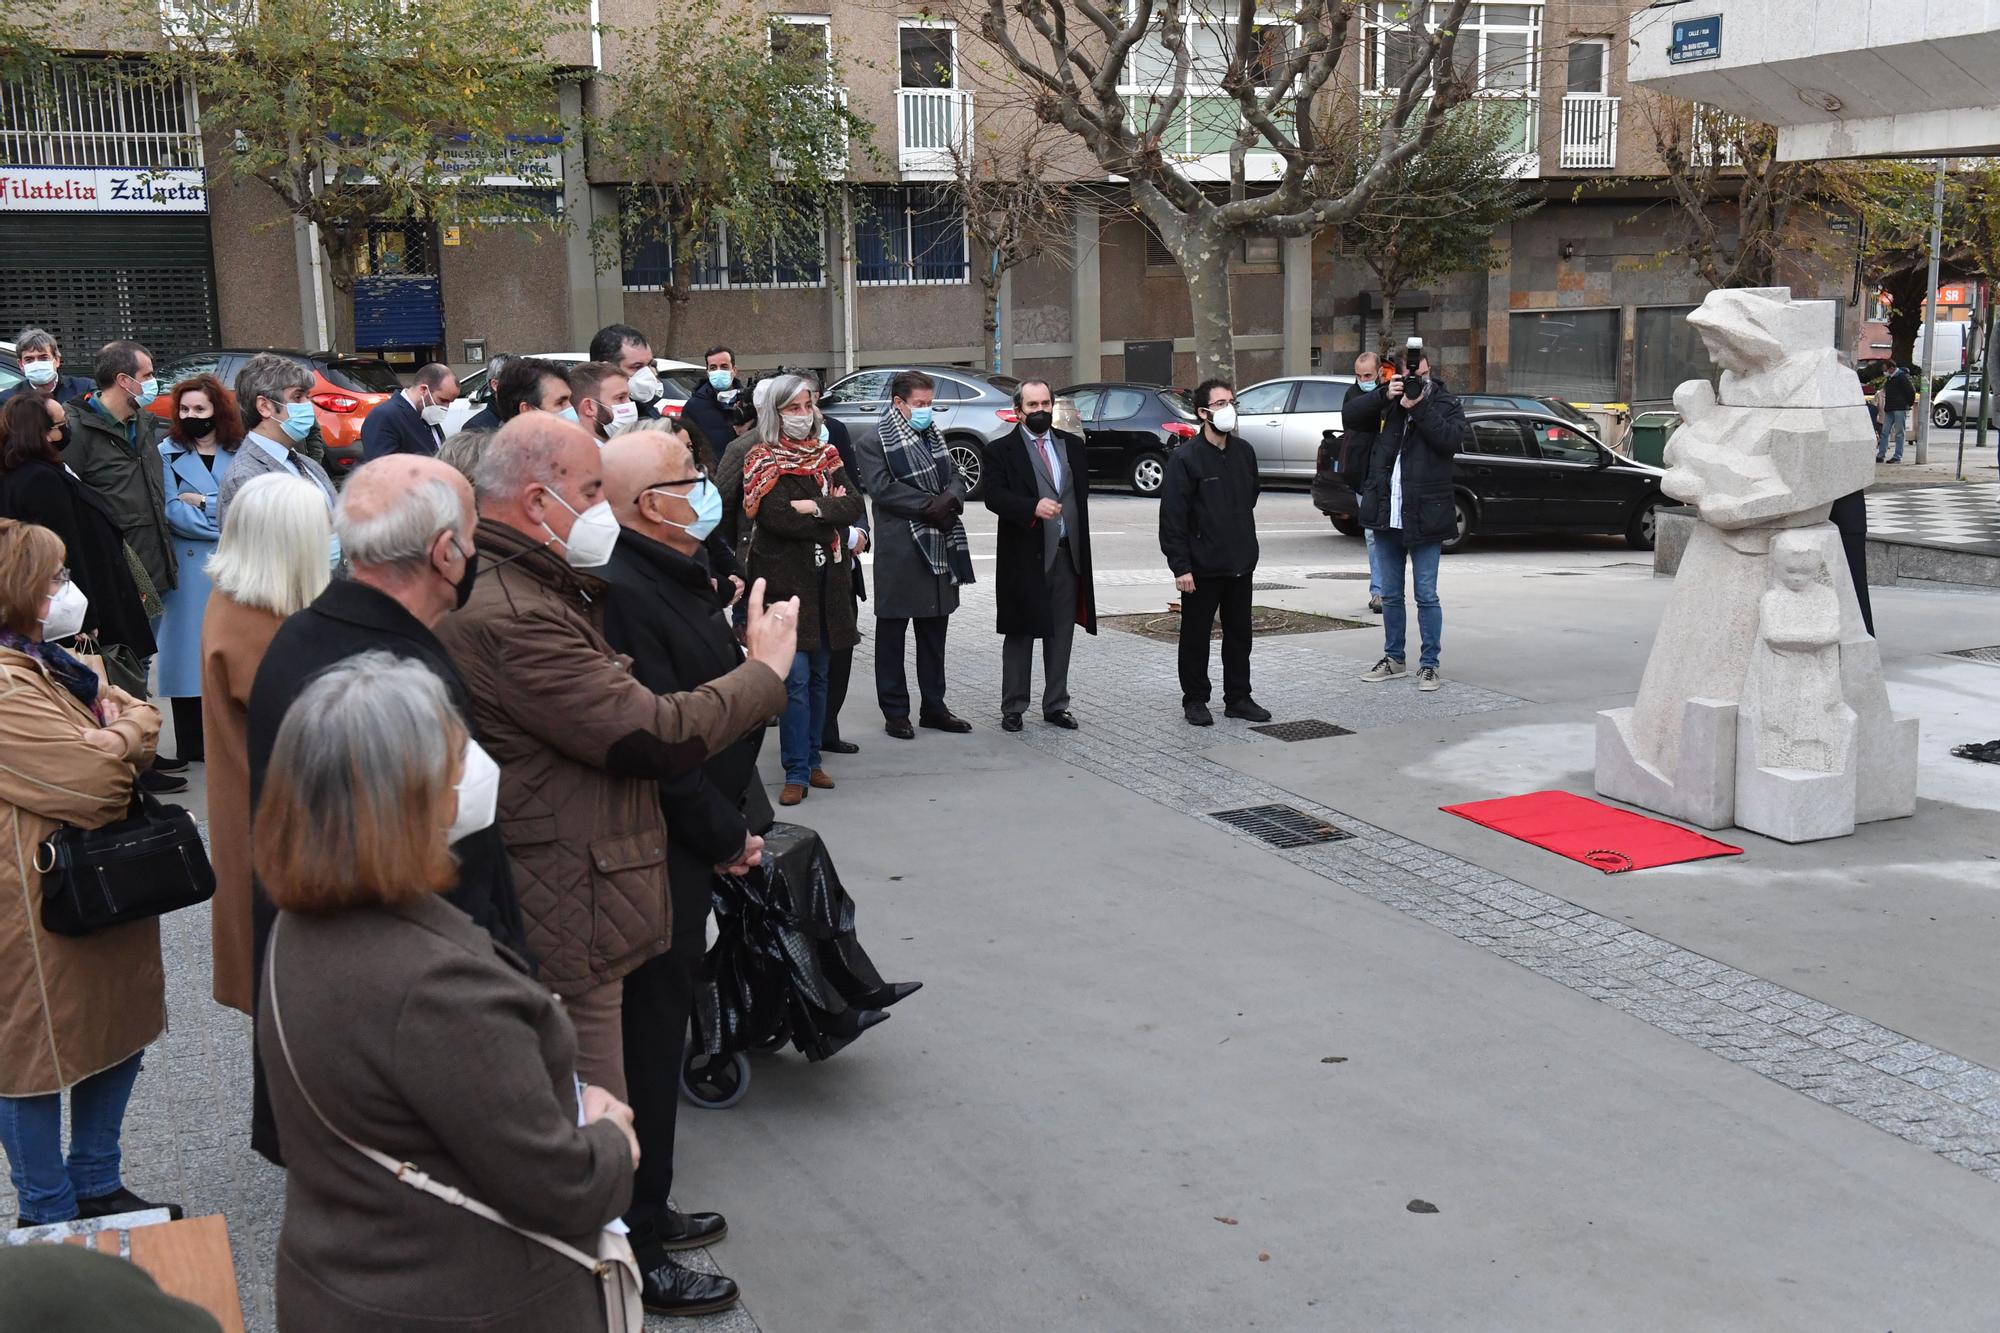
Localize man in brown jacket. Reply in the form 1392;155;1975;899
436;414;795;1107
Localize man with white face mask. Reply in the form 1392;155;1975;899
568;360;638;443
434;413;797;1144
362;362;459;460
590;323;666;420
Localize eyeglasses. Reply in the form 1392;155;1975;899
48;567;69;590
638;471;707;502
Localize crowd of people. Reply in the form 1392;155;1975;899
0;313;1472;1328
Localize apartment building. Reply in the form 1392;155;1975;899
0;0;1852;404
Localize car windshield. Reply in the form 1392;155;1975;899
322;358;403;394
661;370;702;399
1537;396;1594;427
1159;389;1195;418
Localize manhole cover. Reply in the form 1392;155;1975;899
1946;645;2000;665
1251;581;1302;591
1209;804;1352;848
1249;720;1354;742
1103;608;1370;642
1306;571;1370;580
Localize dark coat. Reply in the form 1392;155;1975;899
63;394;175;593
0;373;94;410
1882;368;1916;412
0;458;155;656
744;459;866;651
1337;379;1380;484
983;425;1098;638
1349;377;1469;542
457;404;502;437
361;390;441;460
599;530;772;933
1158;432;1260;578
852;415;968;620
826;416;869;604
259;893;632;1333
680;380;743;460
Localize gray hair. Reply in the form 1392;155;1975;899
472;414;571;506
208;474;332;615
754;372;817;446
437;427;492;485
236;353;316;424
13;327;57;357
336;475;465;573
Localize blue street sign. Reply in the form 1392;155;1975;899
1670;15;1722;64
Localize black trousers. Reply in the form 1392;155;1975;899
168;695;204;763
1830;490;1874;637
621;929;703;1234
1178;573;1253;706
875;615;950;719
823;645;855;744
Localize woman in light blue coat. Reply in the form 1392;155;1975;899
156;374;242;762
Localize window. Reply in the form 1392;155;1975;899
823;371;893;404
1067;388;1103;421
1469;419;1530;458
1120;8;1298;161
855;185;968;284
899;22;955;88
1634;305;1714;402
1158;388;1196;418
771;16;832;83
1101;387;1148;420
619;199;826;292
1508;309;1617;401
1363;4;1541;164
1235;381;1293;414
1566;39;1607;96
1241;234;1280;266
1530;419;1599;464
933;376;981;401
1293;380;1347;414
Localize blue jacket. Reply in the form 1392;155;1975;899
0;374;94;409
360;390;440;460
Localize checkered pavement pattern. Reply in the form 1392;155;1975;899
1866;483;2000;556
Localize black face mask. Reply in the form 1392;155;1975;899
52;425;72;452
450;544;480;611
1023;410;1053;436
179;415;217;437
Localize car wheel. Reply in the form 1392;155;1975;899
1329;514;1362;537
1129;451;1167;496
1440;495;1474;553
1933;402;1959;428
947;437;986;499
1627;499;1662;551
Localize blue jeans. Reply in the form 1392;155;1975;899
1877;409;1907;461
780;647;830;784
1363;528;1381;598
1374;527;1443;670
0;1053;144;1224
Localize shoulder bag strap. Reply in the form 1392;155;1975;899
265;918;612;1278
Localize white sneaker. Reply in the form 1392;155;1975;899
1416;666;1441;692
1361;656;1406;683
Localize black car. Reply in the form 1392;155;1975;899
1059;382;1198;495
1312;409;1672;552
1456;392;1597;428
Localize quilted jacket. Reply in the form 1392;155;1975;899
435;520;786;994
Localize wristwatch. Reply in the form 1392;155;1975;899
810;500;823;519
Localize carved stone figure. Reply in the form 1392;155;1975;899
1595;287;1917;842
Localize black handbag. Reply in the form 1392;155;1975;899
36;789;216;937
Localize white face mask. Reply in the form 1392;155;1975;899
603;401;640;438
41;579;88;641
421;402;449;427
780;412;816;440
627;366;662;403
445;737;500;845
1209;405;1238;434
540;487;620;569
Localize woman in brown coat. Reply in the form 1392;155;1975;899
257;653;638;1331
198;474;330;1014
743;373;864;807
0;519;173;1226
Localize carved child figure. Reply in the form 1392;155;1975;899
1746;534;1845;773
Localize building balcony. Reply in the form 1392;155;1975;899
897;87;972;177
773;85;850;179
0;62;204;170
1559;94;1619;170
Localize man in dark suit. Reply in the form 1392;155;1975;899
361;362;458;460
982;378;1096;730
817;381;871;752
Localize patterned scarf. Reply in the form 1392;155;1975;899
742;438;847;562
874;403;975;585
0;629;102;712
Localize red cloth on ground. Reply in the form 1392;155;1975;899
1441;790;1743;873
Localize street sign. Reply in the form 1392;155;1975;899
1669;15;1722;65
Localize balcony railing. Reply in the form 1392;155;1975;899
0;62;204;169
1559;94;1619;170
1689;106;1742;168
896;87;972;176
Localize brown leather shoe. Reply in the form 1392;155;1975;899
779;783;807;806
809;769;836;790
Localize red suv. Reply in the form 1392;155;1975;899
149;349;404;480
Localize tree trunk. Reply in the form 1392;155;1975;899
318;232;360;352
982;270;1003;374
1881;266;1929;367
1379;286;1400;358
1134;186;1236;385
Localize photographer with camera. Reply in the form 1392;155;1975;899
1343;337;1468;693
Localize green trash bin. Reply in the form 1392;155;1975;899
1628;411;1680;467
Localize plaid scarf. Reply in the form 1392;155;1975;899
742;439;845;561
875;404;975;585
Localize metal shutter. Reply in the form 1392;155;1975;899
0;213;219;362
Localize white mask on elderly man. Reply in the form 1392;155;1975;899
445;737;501;844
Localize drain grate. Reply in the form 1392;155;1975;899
1306;571;1370;580
1251;581;1302;591
1249;719;1354;742
1209;804;1352;848
1946;645;2000;665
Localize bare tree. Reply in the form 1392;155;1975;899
957;0;1477;381
946;122;1078;373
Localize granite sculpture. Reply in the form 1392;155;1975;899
1595;287;1918;842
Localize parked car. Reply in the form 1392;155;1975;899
1311;408;1672;552
0;341;19;400
1930;369;1998;428
1457;392;1596;429
150;349;403;480
1058;382;1198;495
820;365;1021;498
1229;375;1359;481
441;352;703;438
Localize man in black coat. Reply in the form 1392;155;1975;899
1159;377;1268;727
679;345;745;454
1337;351;1396;614
243;456;528;1164
819;397;870;753
360;362;456;460
983;377;1096;730
595;427;758;1318
1344;353;1469;692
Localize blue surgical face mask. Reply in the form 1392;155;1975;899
818;421;830;444
908;405;933;432
281;399;316;442
653;477;723;543
23;360;56;386
130;375;160;408
707;368;732;391
557;405;580;425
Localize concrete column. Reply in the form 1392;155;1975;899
293;218;334;351
997;264;1014;374
1485;221;1515;389
827;199;849;377
1069;199;1101;386
560;84;623;350
1281;234;1313;376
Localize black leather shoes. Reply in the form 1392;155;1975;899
919;711;972;733
1001;713;1023;732
137;768;188;794
1224;698;1273;722
656;1207;727;1250
152;755;188;773
822;737;861;754
639;1255;740;1317
75;1187;183;1222
1184;703;1214;727
884;717;915;740
1044;710;1079;730
851;980;923;1010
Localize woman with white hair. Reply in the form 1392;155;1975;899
198;473;332;1015
742;373;865;805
